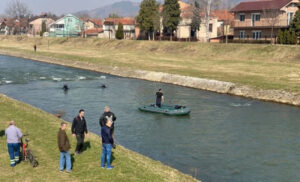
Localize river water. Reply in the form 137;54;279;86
1;55;300;182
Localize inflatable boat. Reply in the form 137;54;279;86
138;104;191;116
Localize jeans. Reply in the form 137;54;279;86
75;134;84;153
101;144;112;167
59;151;71;171
7;143;20;167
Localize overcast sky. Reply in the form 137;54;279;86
0;0;141;16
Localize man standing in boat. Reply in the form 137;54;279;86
156;89;164;108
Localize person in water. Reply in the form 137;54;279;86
63;84;69;91
156;89;164;108
101;84;106;89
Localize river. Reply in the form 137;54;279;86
1;55;300;182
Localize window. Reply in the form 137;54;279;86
56;24;64;29
239;31;245;39
209;24;213;32
287;12;294;25
240;14;245;21
252;31;261;40
251;13;260;26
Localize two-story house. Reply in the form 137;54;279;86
103;18;136;39
49;14;84;37
29;18;54;36
231;0;299;41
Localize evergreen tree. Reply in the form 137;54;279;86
137;0;160;40
277;29;283;44
290;3;300;37
290;31;297;44
40;20;47;37
284;29;289;44
191;1;201;38
162;0;181;41
116;23;124;40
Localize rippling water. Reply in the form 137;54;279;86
1;55;300;182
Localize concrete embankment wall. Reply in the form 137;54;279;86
1;49;300;107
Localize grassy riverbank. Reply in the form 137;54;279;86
0;94;197;182
1;36;300;93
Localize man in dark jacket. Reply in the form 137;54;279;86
99;106;116;135
156;89;164;108
72;109;88;154
101;120;114;169
58;122;71;172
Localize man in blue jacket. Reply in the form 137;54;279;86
101;119;114;169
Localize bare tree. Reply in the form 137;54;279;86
195;0;220;42
5;0;32;19
263;9;280;44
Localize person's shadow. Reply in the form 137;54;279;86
82;141;91;152
71;154;75;169
0;130;5;137
111;151;116;164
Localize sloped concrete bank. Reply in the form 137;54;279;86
1;49;300;107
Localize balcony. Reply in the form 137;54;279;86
233;19;289;28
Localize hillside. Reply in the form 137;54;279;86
76;1;140;19
75;0;244;19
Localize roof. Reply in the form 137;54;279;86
83;28;103;35
50;14;82;26
212;10;234;22
5;18;27;27
104;17;136;25
82;18;103;26
231;0;292;12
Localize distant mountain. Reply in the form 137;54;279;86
75;0;245;19
76;1;140;19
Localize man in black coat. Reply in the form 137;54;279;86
99;106;117;145
72;109;88;154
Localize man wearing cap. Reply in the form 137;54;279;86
58;122;71;172
5;120;23;167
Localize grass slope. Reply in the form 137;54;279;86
0;94;197;182
1;36;300;93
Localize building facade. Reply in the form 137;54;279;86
231;0;300;41
29;18;54;36
103;18;136;39
49;14;84;37
176;0;219;41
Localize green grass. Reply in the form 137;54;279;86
1;36;300;93
0;94;197;182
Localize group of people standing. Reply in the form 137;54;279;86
5;89;162;170
57;106;116;172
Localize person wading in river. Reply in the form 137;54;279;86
72;109;88;155
156;89;164;108
99;106;117;148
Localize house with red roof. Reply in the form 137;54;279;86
169;0;219;42
82;18;103;37
231;0;300;41
103;17;136;39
